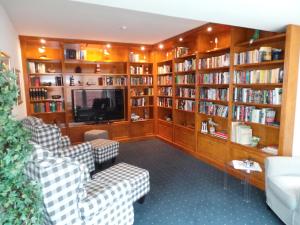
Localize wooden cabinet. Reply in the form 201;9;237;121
110;122;130;140
157;120;173;141
174;125;195;151
130;120;154;138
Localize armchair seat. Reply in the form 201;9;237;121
268;176;300;210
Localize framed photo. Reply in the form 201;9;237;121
13;68;23;105
0;51;10;70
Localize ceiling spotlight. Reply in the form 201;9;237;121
106;43;111;48
121;25;127;30
38;47;45;53
207;26;212;32
179;37;183;42
41;46;46;49
159;44;164;49
141;46;145;51
40;39;46;44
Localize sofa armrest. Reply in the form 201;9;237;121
60;136;71;148
79;179;132;220
61;142;92;158
265;156;300;178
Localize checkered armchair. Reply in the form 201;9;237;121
25;144;134;225
22;117;95;172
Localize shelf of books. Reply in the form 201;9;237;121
230;33;285;157
197;50;230;141
129;62;154;122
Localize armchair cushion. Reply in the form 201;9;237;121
60;135;71;148
79;179;131;220
268;175;300;210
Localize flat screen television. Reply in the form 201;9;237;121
72;89;125;122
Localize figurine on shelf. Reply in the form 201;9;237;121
95;64;101;73
214;37;218;49
69;75;75;86
201;121;208;134
208;118;218;135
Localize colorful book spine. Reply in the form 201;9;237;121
158;65;172;74
175;99;195;112
198;53;230;69
130;77;153;85
158;87;172;96
234;68;284;84
198;72;230;84
175;74;195;85
176;87;195;98
158;97;172;108
174;59;196;72
199;88;229;101
199;102;228;118
158;75;172;85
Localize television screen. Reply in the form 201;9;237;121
72;89;125;122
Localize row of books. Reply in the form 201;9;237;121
158;87;172;96
98;76;127;86
233;105;277;125
157;97;172;108
32;102;64;113
65;49;86;60
176;87;196;98
174;47;189;58
158;64;172;74
29;88;49;100
175;74;195;85
231;122;253;145
30;76;63;87
200;88;229;101
233;88;282;105
175;99;195;112
198;72;230;84
174;59;196;72
28;62;47;74
199;102;228;118
131;98;149;107
158;75;172;85
234;68;284;84
130;65;151;75
198;53;230;69
130;88;153;96
130;77;153;85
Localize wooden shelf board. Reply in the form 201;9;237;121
157;95;173;98
158;72;173;75
157;106;172;109
130;118;154;122
158;118;173;124
130;74;153;76
174;70;196;74
175;96;195;100
200;99;228;104
29;72;62;76
174;123;195;131
198;84;229;88
198;132;228;142
157;84;172;87
201;46;231;54
64;60;127;64
174;53;197;60
233;101;281;108
198;66;230;72
174;108;195;113
64;72;127;76
198;113;228;120
65;85;127;89
130;85;153;87
236;33;286;47
29;86;63;89
230;141;278;157
27;59;61;63
234;60;284;69
131;105;154;108
157;59;173;64
175;83;195;87
32;111;65;115
130;95;153;98
232;120;280;129
233;83;283;88
30;99;64;102
129;61;152;64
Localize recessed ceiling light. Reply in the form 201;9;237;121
121;25;127;30
40;39;46;44
159;44;164;49
207;26;212;32
106;44;111;48
179;37;183;42
141;46;145;51
38;47;45;53
41;46;46;49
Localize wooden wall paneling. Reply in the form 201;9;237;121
279;24;300;156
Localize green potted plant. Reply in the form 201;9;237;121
0;62;42;224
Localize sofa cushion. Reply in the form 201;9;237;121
268;175;300;210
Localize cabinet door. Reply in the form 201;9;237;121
174;126;195;151
130;120;154;138
111;122;130;140
158;121;173;141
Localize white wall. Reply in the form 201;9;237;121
292;55;300;156
0;4;27;119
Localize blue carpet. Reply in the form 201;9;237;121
116;139;283;225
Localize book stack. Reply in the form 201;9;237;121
234;50;260;65
158;75;172;85
234;68;284;84
131;88;153;96
234;88;282;105
174;59;196;72
176;87;195;98
130;77;153;85
158;87;172;96
28;62;46;74
176;99;195;112
199;102;228;118
175;74;195;85
198;72;230;84
158;65;172;74
33;101;64;113
200;88;229;101
261;146;278;155
99;76;127;86
213;131;228;140
131;97;147;107
233;106;276;125
158;97;172;108
198;53;230;69
29;88;48;100
65;49;87;60
130;65;151;75
174;47;189;58
231;122;253;145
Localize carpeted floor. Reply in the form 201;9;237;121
115;139;283;225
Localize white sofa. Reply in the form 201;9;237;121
265;157;300;225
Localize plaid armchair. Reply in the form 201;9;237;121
22;117;95;172
25;143;134;225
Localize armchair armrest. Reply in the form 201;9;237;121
265;156;300;178
61;142;92;158
60;136;71;148
79;179;132;219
